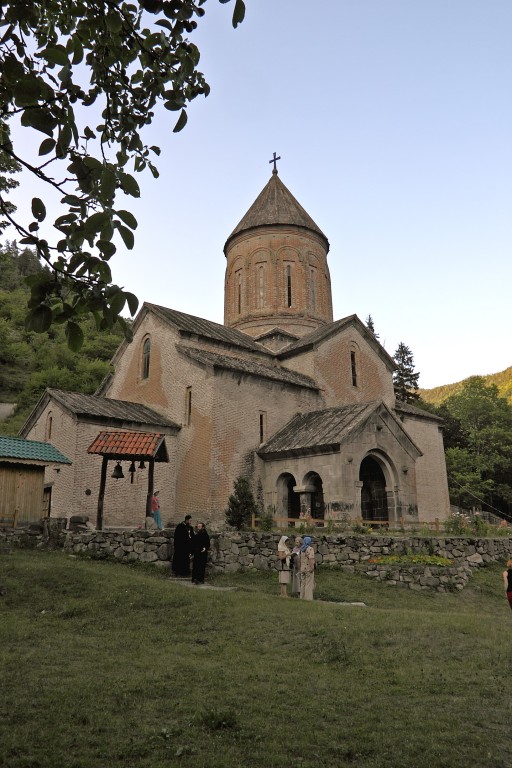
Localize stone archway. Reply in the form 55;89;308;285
359;456;388;523
276;472;301;522
303;471;325;519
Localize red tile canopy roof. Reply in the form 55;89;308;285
87;431;168;462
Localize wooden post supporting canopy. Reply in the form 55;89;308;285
96;455;108;530
146;459;155;517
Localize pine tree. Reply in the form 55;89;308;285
393;342;420;403
225;476;257;530
365;315;380;340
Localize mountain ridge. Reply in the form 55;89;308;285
420;366;512;405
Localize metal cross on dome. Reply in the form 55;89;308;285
269;151;281;173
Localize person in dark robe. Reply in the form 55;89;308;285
171;515;194;576
191;522;210;584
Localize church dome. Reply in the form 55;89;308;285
224;170;329;255
224;167;333;340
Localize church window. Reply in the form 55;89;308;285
351;351;358;387
257;265;265;308
286;264;292;308
237;270;242;314
310;268;316;311
46;412;53;441
185;387;192;425
259;411;267;443
142;337;151;380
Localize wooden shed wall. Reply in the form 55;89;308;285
0;463;46;524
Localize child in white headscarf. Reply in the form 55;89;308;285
277;535;291;597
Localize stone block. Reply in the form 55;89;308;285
139;551;158;562
157;543;170;560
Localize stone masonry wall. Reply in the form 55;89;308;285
2;526;511;592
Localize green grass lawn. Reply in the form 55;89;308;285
0;550;511;768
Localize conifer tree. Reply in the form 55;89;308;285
225;476;257;530
365;315;380;339
393;342;420;403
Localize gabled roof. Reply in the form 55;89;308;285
258;401;421;460
254;327;300;344
394;400;443;422
277;314;396;369
178;345;318;391
19;389;180;438
224;172;329;253
258;403;376;458
88;431;168;462
143;304;270;355
0;436;71;465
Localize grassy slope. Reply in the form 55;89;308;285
0;551;511;768
420;366;512;405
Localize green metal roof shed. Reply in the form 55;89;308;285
0;436;72;527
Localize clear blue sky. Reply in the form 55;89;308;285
7;0;512;388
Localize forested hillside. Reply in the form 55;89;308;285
0;242;124;436
420;367;512;406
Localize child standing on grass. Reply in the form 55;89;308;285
277;535;291;597
503;559;512;611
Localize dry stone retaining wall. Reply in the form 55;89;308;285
1;526;511;591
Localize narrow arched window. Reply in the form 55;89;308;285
310;268;316;311
351;351;357;387
142;337;151;380
185;387;192;425
258;265;265;308
286;265;292;308
46;412;53;441
237;270;242;314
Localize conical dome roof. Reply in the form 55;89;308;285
224;171;329;253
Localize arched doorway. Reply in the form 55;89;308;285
359;456;388;522
276;473;301;521
304;472;325;519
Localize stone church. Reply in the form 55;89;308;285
20;167;450;529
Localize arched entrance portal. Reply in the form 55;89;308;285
359;456;388;523
276;473;301;521
304;472;325;519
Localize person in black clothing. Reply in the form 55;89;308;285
171;515;194;576
191;522;210;584
503;558;512;611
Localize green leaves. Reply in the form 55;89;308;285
25;305;52;333
20;108;58;136
1;0;246;349
116;210;138;230
173;109;188;133
232;0;246;27
65;321;84;352
31;198;46;222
